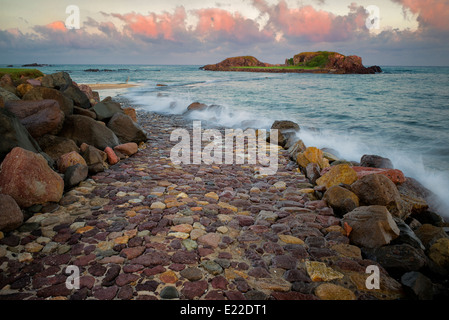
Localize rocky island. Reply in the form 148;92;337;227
201;51;382;74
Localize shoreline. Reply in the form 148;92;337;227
82;83;138;90
1;77;448;301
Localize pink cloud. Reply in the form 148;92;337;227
112;6;187;41
45;21;67;32
253;0;367;42
194;8;273;42
394;0;449;31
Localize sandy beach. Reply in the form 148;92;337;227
83;83;138;90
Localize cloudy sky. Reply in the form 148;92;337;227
1;0;448;66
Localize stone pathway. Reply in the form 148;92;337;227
0;111;405;300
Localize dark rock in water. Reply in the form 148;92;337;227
61;84;91;109
363;244;427;277
0;194;24;232
360;154;394;169
0;108;53;166
271;120;300;131
107;113;147;144
93;100;123;121
59;115;120;150
23;86;74;117
64;164;88;189
4;100;65;139
36;134;80;160
41;71;73;90
186;102;208;112
401;271;434;300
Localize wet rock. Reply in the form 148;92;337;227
343;206;400;248
360;154;394;169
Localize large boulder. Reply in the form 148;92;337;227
4;100;65;138
296;147;330;170
61;84;91;109
59;115;120;150
0;87;20;103
323;185;359;216
316;164;358;189
0;108;52;165
360;154;394;169
352;167;406;184
397;177;430;216
0;147;64;208
269;120;300;148
79;84;99;105
0;74;17;95
93;100;123;121
36;135;80;160
0;194;24;232
342;205;400;248
363;244;427;277
41;71;72;90
23;86;74;116
107;113;147;144
351;173;406;219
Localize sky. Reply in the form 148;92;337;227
0;0;448;66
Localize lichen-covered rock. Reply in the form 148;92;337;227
56;151;87;173
296;147;329;170
316;164;358;188
315;283;356;300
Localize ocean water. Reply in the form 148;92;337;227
8;64;449;217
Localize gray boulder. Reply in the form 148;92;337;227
59;115;120;150
41;71;73;90
107;113;147;144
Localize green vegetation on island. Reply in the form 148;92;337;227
0;68;44;81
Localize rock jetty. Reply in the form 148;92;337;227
0;76;448;301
